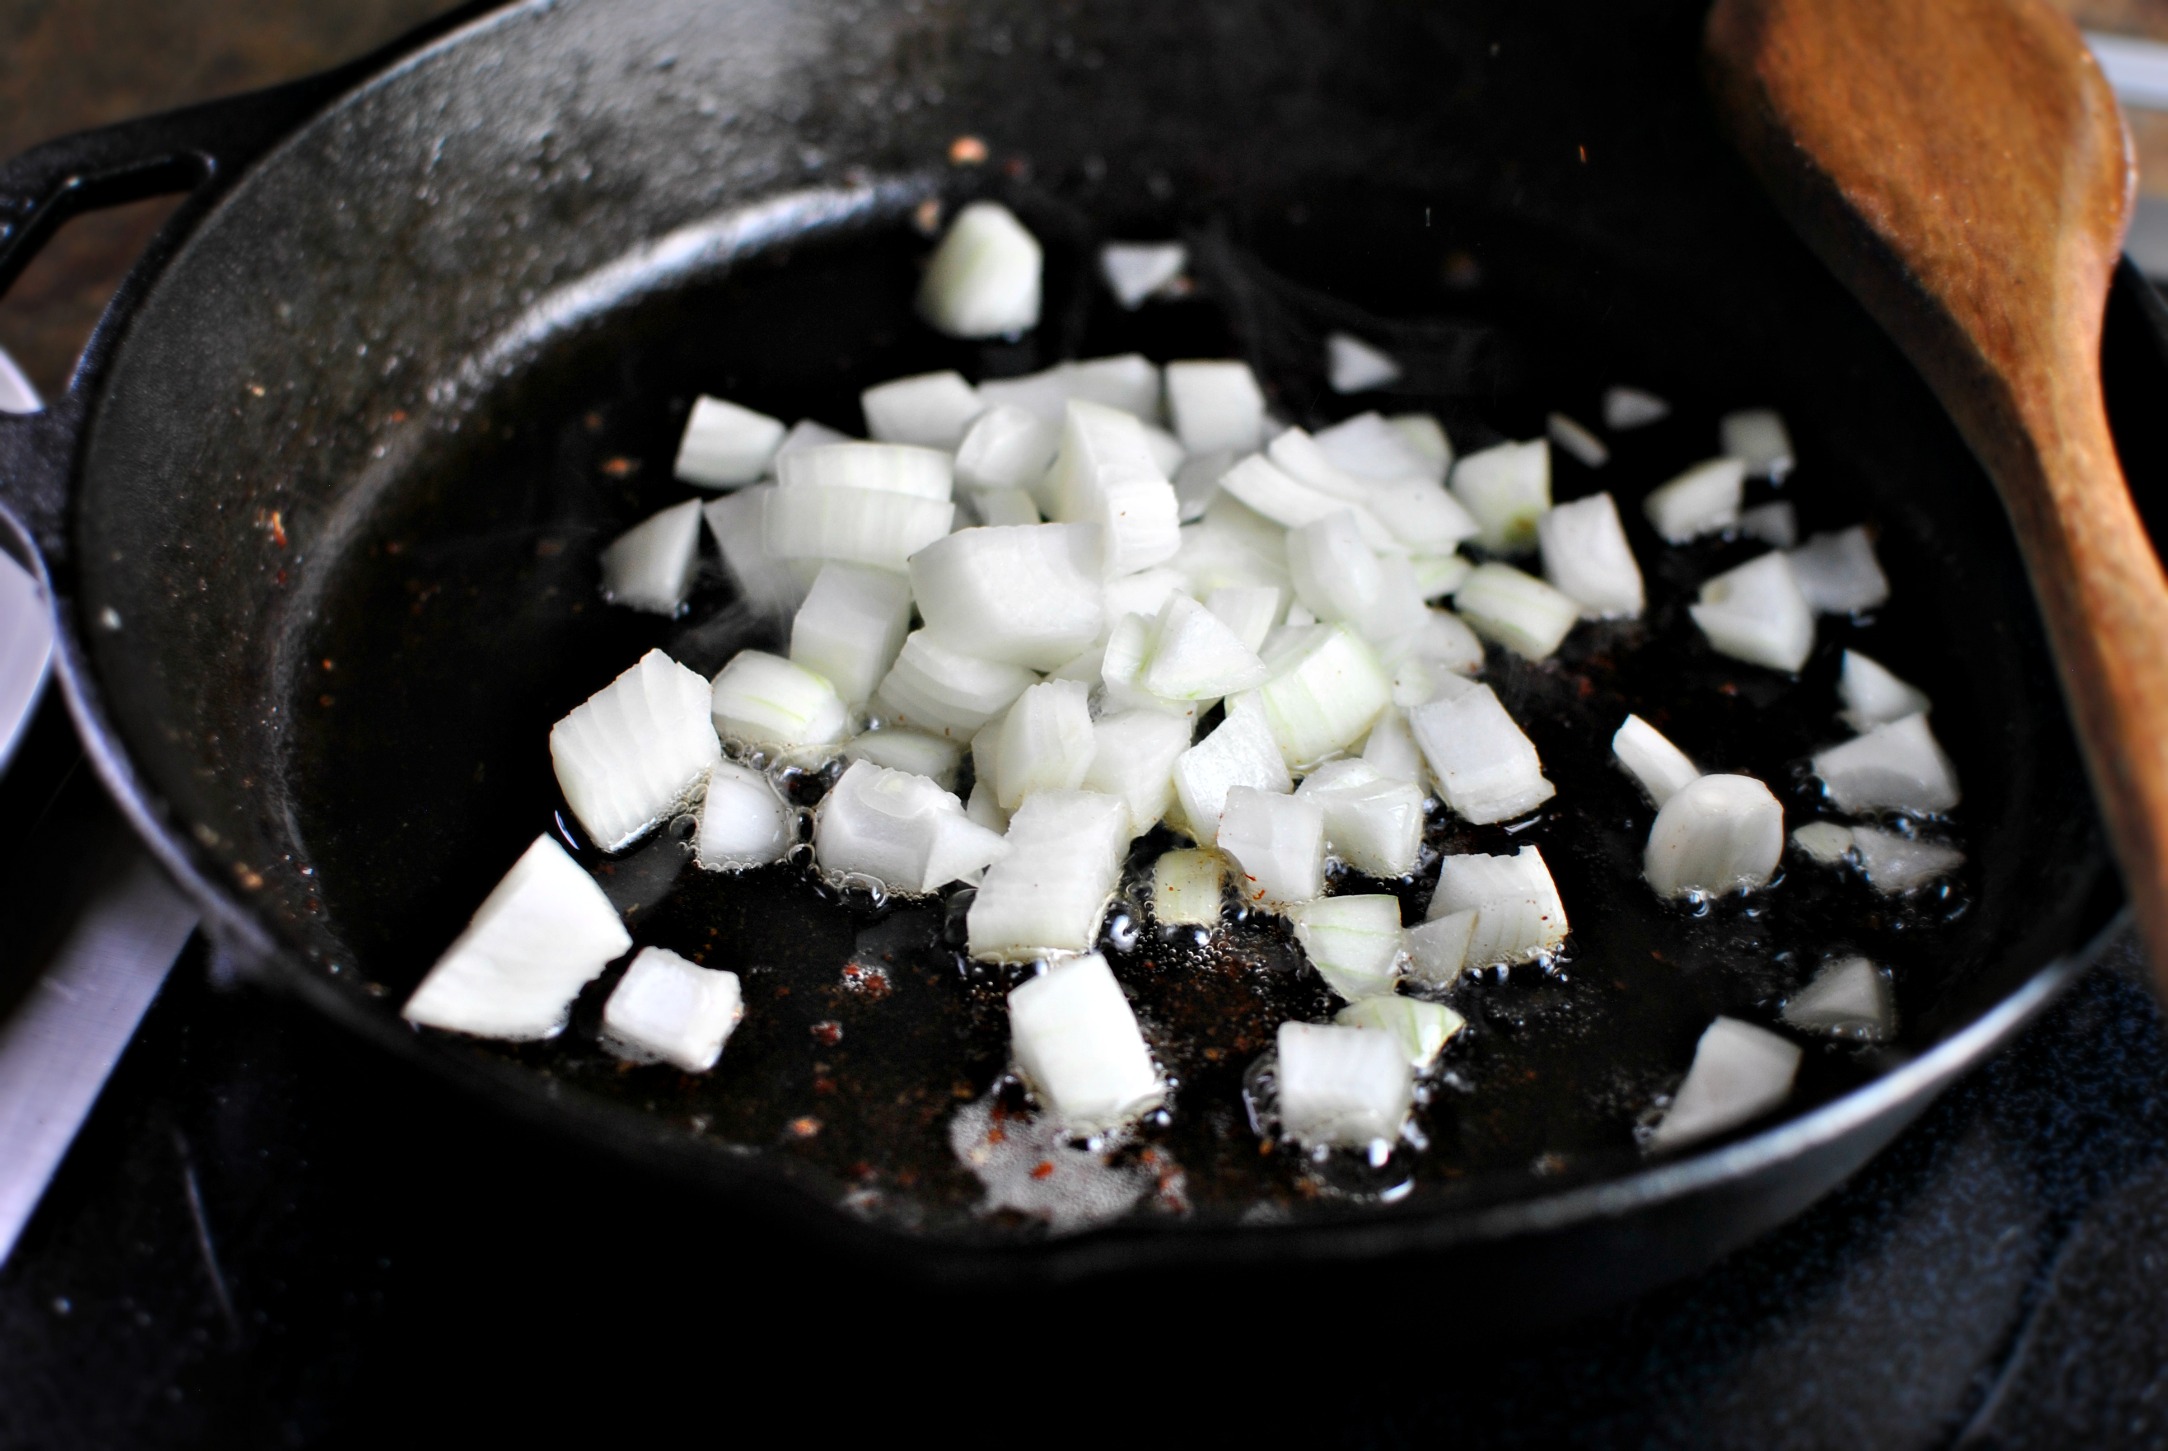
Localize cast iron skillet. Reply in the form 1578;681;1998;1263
0;0;2158;1310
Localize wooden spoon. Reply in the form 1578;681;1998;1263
1703;0;2168;986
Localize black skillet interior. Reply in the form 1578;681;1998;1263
54;0;2130;1263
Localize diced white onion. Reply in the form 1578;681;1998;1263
1105;567;1190;629
967;790;1132;960
909;522;1106;669
1719;407;1795;481
674;395;785;488
1367;477;1483;556
789;562;912;706
955;403;1059;500
1326;332;1403;394
979;354;1162;425
1410;683;1557;824
1165;361;1267;455
1402;912;1476;987
1268;427;1374;502
776;440;954;501
1738;500;1798;548
1173;494;1293;595
775;417;851;459
1812;712;1959;814
1689;551;1815;673
763;483;955;573
1361;705;1428;787
1095;611;1185;720
1286;510;1384;626
1538;492;1643;618
1335;995;1465;1067
1276;1021;1413;1147
1450;439;1551;555
695;760;793;869
918;200;1043;339
1649;1016;1801;1150
1314;411;1437;483
551;649;723;852
970;486;1041;528
703;488;812;616
1297;759;1425;877
1838;649;1931;732
1172;450;1234;523
1386;413;1453;481
1215;453;1388;547
1410;553;1474;600
815;759;1009;894
1643;773;1783;898
1253;623;1394;769
402;836;631;1041
1046;401;1181;575
599;498;703;616
1292;894;1405;999
1602;386;1670;430
1083;709;1195;837
710;648;849;757
1852;825;1964;893
966;780;1009;834
1790;820;1855;864
860;370;983;449
1452;561;1580;660
873;630;1038;738
1429;845;1569;967
843;728;965;791
1171;708;1290;839
995;679;1097;809
1205;585;1285;655
1218;786;1325;906
1136;593;1268;702
1546;411;1610;468
601;946;744;1071
1152;847;1226;926
1100;241;1188;309
1007;953;1164;1131
1612;714;1700;807
1787;526;1890;614
1782;956;1895;1040
1644;456;1746;543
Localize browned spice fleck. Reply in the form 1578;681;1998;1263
600;456;641;479
810;1019;843;1046
948;135;989;165
1029;1161;1055;1180
786;1116;822;1139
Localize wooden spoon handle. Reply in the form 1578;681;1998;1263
1705;0;2168;985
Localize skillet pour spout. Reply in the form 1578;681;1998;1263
0;0;2152;1308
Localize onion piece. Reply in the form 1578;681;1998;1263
1046;400;1182;575
777;440;954;501
1152;847;1226;926
1291;894;1406;999
1787;526;1890;614
814;759;1009;894
1172;494;1293;594
1546;411;1610;468
1839;649;1932;732
1852;826;1964;893
709;649;849;759
1643;773;1784;898
1165;361;1267;454
1648;1017;1801;1151
703;488;812;617
910;522;1107;669
1361;705;1428;787
402;836;631;1041
1335;996;1466;1068
1138;593;1268;701
1450;439;1552;554
860;370;983;450
1100;241;1188;309
995;680;1097;809
872;630;1038;739
967;790;1132;961
1205;585;1286;655
1643;456;1745;543
1367;477;1484;556
1537;492;1644;618
763;484;955;573
1689;551;1815;673
789;562;913;706
1428;845;1569;967
918;200;1043;339
1452;561;1580;661
970;486;1042;528
1782;956;1895;1041
1218;786;1326;906
1612;714;1700;807
601;946;745;1072
1602;386;1670;430
843;729;965;792
1409;683;1557;824
775;417;851;459
1096;612;1192;721
1402;912;1477;987
966;780;1009;834
696;760;794;869
1007;953;1164;1131
1411;553;1474;600
674;395;786;488
1276;1021;1413;1148
598;498;703;616
1253;623;1394;768
1268;427;1373;502
1286;511;1384;625
1738;500;1799;548
1083;709;1195;837
1314;411;1440;483
977;354;1163;426
1384;608;1483;679
1217;454;1396;550
1811;712;1960;814
1719;407;1795;482
1171;707;1291;839
1326;332;1403;394
1386;413;1453;481
1141;425;1187;483
1105;567;1190;628
1296;759;1425;877
955;403;1059;498
1172;450;1235;522
551;649;723;852
1790;820;1856;864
